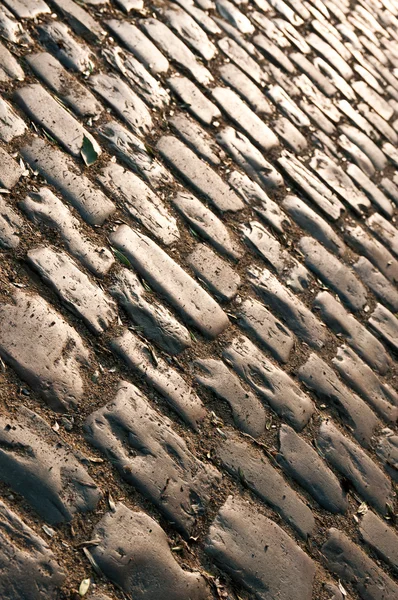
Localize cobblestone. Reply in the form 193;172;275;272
317;421;394;515
21;138;115;226
223;336;315;430
322;528;398;600
27;246;117;335
187;244;240;301
157;135;244;213
314;291;392;374
277;424;347;513
85;381;218;534
205;495;315;599
359;510;398;573
90;503;209;599
20;187;114;276
0;501;65;598
26;52;101;117
111;225;229;338
332;345;398;424
0;406;101;523
0;147;22;190
0;290;90;412
98;162;178;245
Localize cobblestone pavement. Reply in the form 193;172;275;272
0;0;397;598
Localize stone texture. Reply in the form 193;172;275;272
187;244;240;301
0;97;26;143
243;221;310;292
106;19;169;74
140;18;212;85
15;84;100;158
0;290;90;412
20;187;114;277
26;52;102;117
110;268;191;355
110;225;229;338
173;192;242;260
309;151;371;215
359;510;398;573
162;5;217;60
157;136;244;212
103;46;169;110
220;434;316;539
346;164;393;218
205;495;315;600
322;528;398;600
376;429;398;482
218;63;271;114
212;87;279;154
369;303;398;352
98;121;172;188
167;76;221;125
353;257;398;313
367;212;398;258
0;40;24;81
0;196;22;248
314;291;392;375
298;236;367;311
278;153;344;220
38;21;93;73
273;116;308;153
170;113;223;167
249;266;327;348
282;195;345;256
46;0;104;42
193;358;266;437
85;381;219;535
277;425;347;513
91;73;152;135
339;125;387;171
0;501;65;598
238;297;295;363
332;345;398;424
90;503;209;599
27;246;117;334
98;162;178;245
299;353;380;447
230;171;289;233
317;421;394;515
0;406;101;523
20;138;115;226
216;127;283;190
346;224;398;286
218;37;267;86
112;330;206;429
223;336;315;431
0;147;23;190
